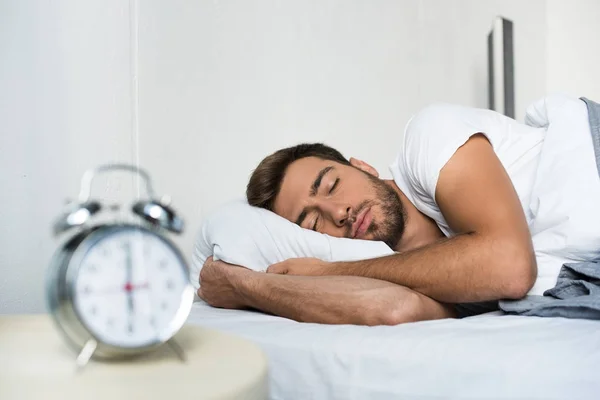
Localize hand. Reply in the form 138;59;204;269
197;257;250;309
266;257;332;276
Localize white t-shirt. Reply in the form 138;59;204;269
389;95;600;295
390;102;546;237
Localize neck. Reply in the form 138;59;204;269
384;180;445;252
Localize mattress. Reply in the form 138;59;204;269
186;301;600;400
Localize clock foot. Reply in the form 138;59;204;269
75;338;98;371
167;338;186;363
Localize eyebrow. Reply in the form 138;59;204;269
295;166;334;226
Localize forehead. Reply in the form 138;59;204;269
273;157;337;220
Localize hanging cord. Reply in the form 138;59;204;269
129;0;141;199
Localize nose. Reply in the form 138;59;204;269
320;201;352;227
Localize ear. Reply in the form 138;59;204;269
349;157;379;178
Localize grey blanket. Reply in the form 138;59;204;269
499;97;600;319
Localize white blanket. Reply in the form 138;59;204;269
524;94;600;294
188;301;600;400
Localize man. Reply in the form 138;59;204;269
198;95;600;324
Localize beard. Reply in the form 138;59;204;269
344;173;406;249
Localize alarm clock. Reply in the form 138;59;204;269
46;164;194;367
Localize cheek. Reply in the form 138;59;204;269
338;182;375;205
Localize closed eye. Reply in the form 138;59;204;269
329;178;340;194
312;216;319;231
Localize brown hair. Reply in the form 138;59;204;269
246;143;350;210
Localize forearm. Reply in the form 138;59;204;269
331;232;535;303
232;270;454;325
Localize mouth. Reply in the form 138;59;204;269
351;207;372;239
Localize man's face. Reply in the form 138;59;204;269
273;157;406;249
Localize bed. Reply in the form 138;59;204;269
187;300;600;400
187;94;600;399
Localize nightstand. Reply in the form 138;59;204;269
0;315;268;399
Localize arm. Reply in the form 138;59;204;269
270;135;537;303
198;257;455;326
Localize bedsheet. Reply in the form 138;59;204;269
187;301;600;400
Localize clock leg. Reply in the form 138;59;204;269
75;338;98;370
167;338;186;363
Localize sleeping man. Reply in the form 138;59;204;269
197;94;600;324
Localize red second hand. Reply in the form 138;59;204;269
124;282;149;292
79;283;150;296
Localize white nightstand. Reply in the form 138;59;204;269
0;315;268;400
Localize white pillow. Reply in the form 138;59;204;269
190;199;394;289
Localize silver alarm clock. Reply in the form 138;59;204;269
46;164;194;367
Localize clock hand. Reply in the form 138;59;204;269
80;282;149;295
125;241;134;334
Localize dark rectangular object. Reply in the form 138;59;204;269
487;31;494;111
487;17;515;118
502;18;514;118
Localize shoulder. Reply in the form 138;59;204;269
409;102;464;125
400;102;497;199
403;103;469;163
402;102;499;160
404;102;489;144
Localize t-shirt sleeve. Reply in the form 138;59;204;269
402;103;498;203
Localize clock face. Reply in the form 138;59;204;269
71;226;192;348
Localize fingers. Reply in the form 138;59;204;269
201;256;219;276
200;256;214;285
267;262;288;274
203;256;235;268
